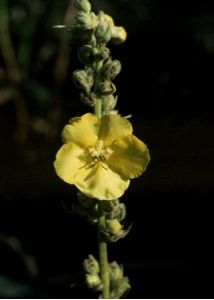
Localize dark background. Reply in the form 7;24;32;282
0;0;214;298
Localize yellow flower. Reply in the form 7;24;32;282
54;113;150;200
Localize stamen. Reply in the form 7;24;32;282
88;140;113;163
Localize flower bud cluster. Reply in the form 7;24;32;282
67;2;126;47
99;11;127;45
70;196;132;242
102;59;122;79
72;68;94;95
65;0;127;114
109;261;131;299
68;0;98;44
73;51;120;112
74;0;91;13
68;2;127;46
83;255;130;298
99;200;132;243
83;255;102;291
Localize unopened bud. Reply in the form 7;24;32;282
76;11;98;30
97;81;116;95
110;277;131;299
111;26;127;44
103;59;121;79
103;223;133;243
100;12;115;27
107;202;126;221
83;254;100;274
94;46;110;60
80;92;96;107
109;261;123;281
95;21;111;44
86;274;102;289
106;219;122;235
74;0;91;13
72;68;94;93
102;95;117;113
78;44;93;65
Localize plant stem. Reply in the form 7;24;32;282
98;203;110;299
94;98;102;118
94;91;109;298
93;38;109;298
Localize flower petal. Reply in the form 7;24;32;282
74;162;130;200
106;135;150;179
62;113;100;147
54;143;89;184
98;114;132;146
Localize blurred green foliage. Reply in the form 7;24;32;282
0;0;75;144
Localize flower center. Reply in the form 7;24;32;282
88;140;113;162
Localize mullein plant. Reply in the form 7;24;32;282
54;0;150;298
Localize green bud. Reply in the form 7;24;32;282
99;11;115;27
86;274;102;289
76;12;91;29
103;59;121;79
110;277;131;299
76;11;98;30
80;92;96;107
102;223;133;243
72;68;94;94
117;203;126;222
95;21;111;44
107;202;126;221
83;254;100;274
97;81;116;95
74;0;91;13
109;261;124;281
94;46;110;61
70;12;97;43
78;44;94;65
102;95;117;114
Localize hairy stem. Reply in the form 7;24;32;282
97;203;110;299
92;30;110;299
93;50;103;118
94;98;102;118
94;85;109;298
